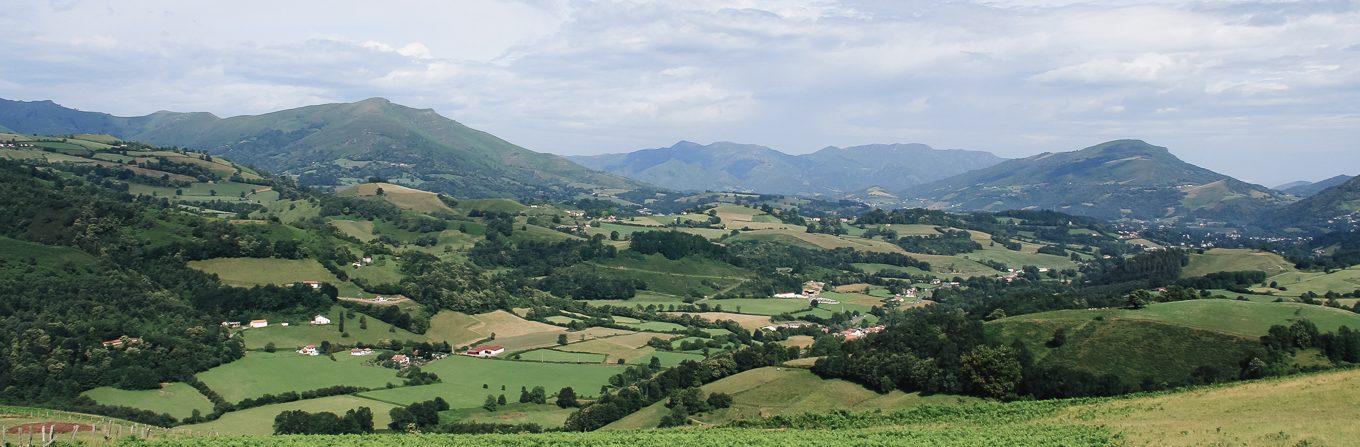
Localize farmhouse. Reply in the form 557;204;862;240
350;348;374;356
773;292;803;299
297;344;319;356
311;315;332;325
249;319;268;328
296;281;322;290
810;297;840;305
220;321;242;328
390;354;411;367
101;337;141;348
466;345;505;358
802;281;826;296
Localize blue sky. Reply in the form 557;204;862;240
2;0;1357;185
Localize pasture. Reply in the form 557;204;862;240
1182;248;1295;278
604;367;977;429
241;306;420;350
336;182;453;213
185;258;341;288
82;383;214;420
195;352;400;403
182;395;398;436
355;355;622;409
1259;266;1360;297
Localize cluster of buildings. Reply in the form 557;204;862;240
101;337;143;349
350;256;374;269
759;322;813;332
835;325;885;341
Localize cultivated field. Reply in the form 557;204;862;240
355;355;622;408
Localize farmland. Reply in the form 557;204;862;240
186;258;340;288
1182;248;1295;278
240;305;421;350
83;383;215;420
196;352;401;403
355;355;622;408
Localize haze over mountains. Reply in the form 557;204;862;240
1277;175;1355;198
569;141;1005;197
899;140;1294;222
0;97;642;199
4;96;1353;228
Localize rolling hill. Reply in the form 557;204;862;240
0;97;644;199
901;139;1291;222
569;141;1004;196
1278;174;1355;197
1265;175;1360;232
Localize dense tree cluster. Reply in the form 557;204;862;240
273;407;373;435
629;231;726;260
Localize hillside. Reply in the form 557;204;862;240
1266;175;1360;232
1279;174;1355;197
0;97;644;199
986;299;1360;386
902;139;1291;222
68;368;1360;446
570;141;1003;196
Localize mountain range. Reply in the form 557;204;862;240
1266;175;1360;231
897;139;1293;222
1276;175;1355;198
569;141;1004;196
0;97;642;199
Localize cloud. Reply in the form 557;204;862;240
0;0;1356;185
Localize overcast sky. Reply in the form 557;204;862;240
2;0;1357;185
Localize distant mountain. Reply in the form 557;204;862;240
0;97;643;199
902;139;1292;222
569;141;1004;196
1266;175;1360;232
1279;175;1355;198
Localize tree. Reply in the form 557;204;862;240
519;386;531;403
338;312;346;333
558;333;568;345
531;386;547;404
359;315;367;330
706;392;733;409
1126;290;1151;309
264;342;277;353
497;394;507;405
959;345;1022;399
483;394;498;412
388;407;415;431
375;187;385;196
556;387;578;408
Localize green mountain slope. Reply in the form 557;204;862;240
903;139;1291;221
569;141;1004;196
1280;175;1355;197
0;97;643;199
1267;175;1360;232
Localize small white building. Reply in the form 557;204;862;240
350;348;374;356
298;344;319;356
465;345;505;358
312;315;332;325
249;319;268;328
391;354;411;367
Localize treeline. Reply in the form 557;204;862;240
893;228;982;255
630;231;726;260
274;407;374;435
564;343;796;431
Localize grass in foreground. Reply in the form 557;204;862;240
82;383;214;420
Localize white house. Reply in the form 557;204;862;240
312;315;332;325
350;348;374;356
297;344;319;356
249;319;268;328
465;345;505;358
390;354;411;367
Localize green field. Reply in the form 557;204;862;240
241;305;421;350
516;349;609;363
1183;248;1295;278
82;382;215;420
983;299;1360;384
700;298;811;316
355;355;622;409
440;402;576;428
183;395;398;435
996;299;1360;338
1259;266;1360;297
196;351;401;403
606;367;977;429
186;258;341;288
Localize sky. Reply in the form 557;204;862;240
1;0;1357;186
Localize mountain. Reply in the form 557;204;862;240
569;141;1004;196
902;139;1292;222
1267;175;1360;232
0;97;643;199
1273;181;1312;191
1279;175;1355;198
